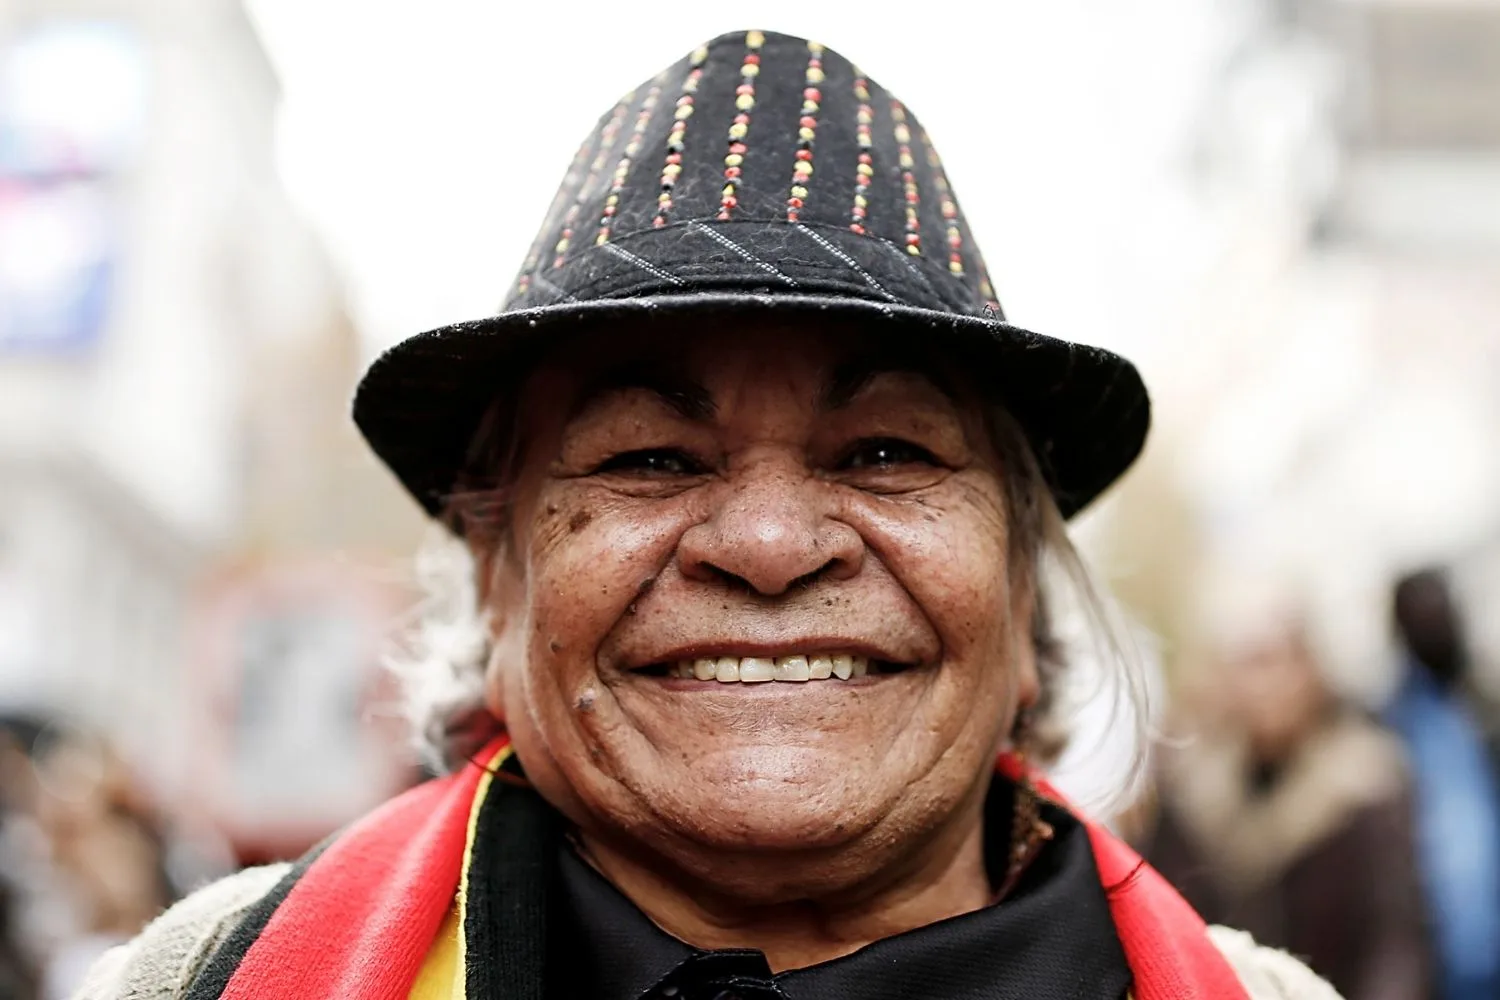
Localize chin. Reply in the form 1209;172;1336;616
645;762;894;855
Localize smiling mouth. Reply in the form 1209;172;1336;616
633;653;915;684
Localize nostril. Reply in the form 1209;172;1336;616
700;564;756;594
789;557;844;591
676;500;864;596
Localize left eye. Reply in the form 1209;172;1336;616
592;448;706;476
838;438;939;470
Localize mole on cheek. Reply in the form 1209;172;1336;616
568;508;593;533
575;690;596;713
626;575;656;617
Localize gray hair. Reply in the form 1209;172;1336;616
386;397;1152;815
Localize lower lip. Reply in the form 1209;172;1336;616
628;671;915;691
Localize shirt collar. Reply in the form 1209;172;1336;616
550;780;1131;1000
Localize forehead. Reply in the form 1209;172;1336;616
528;315;976;412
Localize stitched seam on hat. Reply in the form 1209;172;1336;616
550;92;637;270
558;223;894;301
577;272;893;305
549;220;963;309
689;222;799;287
566;261;892;304
866;236;952;307
530;272;580;303
792;224;898;302
601;242;686;286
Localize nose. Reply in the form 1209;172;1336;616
677;457;864;596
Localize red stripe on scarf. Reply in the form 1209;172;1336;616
223;738;1248;1000
222;740;509;1000
997;754;1251;1000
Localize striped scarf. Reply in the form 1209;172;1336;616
180;738;1249;1000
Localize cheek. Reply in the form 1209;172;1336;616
841;476;1023;758
854;478;1015;657
519;486;691;690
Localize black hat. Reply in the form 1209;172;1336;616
353;29;1149;521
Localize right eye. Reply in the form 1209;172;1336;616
592;448;707;476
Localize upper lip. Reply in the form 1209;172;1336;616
621;638;919;671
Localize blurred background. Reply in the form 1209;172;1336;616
0;0;1497;997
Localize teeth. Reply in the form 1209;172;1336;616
738;657;775;683
661;653;890;683
774;655;810;682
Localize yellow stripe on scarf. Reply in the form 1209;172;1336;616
408;750;507;1000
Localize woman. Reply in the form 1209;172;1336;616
78;30;1338;999
1145;613;1431;1000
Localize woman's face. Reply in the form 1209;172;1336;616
479;319;1038;895
1221;627;1327;758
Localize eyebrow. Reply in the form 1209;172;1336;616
820;357;965;412
567;364;718;424
565;353;965;425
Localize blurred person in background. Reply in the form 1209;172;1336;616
0;717;175;1000
1143;612;1431;1000
31;732;173;1000
1383;568;1500;1000
0;719;44;1000
75;29;1338;1000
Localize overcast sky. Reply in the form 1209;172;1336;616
243;1;1241;362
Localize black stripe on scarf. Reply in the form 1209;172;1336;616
463;780;560;1000
183;831;339;1000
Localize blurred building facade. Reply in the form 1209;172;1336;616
0;0;424;858
1091;0;1500;707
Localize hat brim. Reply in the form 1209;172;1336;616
352;291;1149;523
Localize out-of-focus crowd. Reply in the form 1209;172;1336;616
0;719;239;1000
1;567;1496;1000
1137;567;1500;1000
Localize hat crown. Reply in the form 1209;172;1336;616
351;29;1150;525
503;30;1003;320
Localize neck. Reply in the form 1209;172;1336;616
574;800;993;973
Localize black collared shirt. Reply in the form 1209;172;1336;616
545;784;1132;1000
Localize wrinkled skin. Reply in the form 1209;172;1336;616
477;318;1038;968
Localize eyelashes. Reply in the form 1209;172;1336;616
836;437;940;471
591;448;708;476
590;438;941;478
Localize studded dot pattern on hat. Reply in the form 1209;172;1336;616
352;29;1151;527
849;70;874;236
597;78;664;247
553;92;633;268
719;30;764;220
785;40;824;223
892;99;921;256
514;135;590;299
655;46;707;228
922;130;965;276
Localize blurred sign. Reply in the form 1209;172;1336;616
0;179;117;352
0;21;143;355
188;557;415;858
